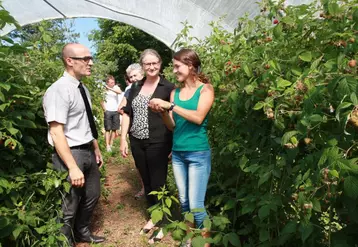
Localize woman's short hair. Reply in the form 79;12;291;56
139;49;162;65
126;63;144;76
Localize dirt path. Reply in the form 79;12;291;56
76;142;177;247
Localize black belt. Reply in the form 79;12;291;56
70;142;93;150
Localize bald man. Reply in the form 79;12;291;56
43;43;105;246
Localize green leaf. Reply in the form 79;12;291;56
258;205;271;220
151;209;163;224
7;128;19;135
258;172;271;187
282;16;294;25
42;33;52;43
0;82;11;91
223;199;236;211
309;114;323;123
35;225;47;234
300;223;313;243
281;131;299;145
259;229;269;242
277;78;292;88
244;84;255;94
162;207;172;217
299;51;312;62
281;221;297;234
184;213;194;223
178;222;187;231
328;2;341;15
0;103;10;111
273;24;283;39
243;64;252;77
291;68;302;76
170;195;179;204
192;236;206;247
330;169;339;178
0;217;9;229
227;232;241;247
336;102;352;121
241;203;255;215
312;198;321;212
203;218;212;230
253;101;265;110
324;59;337;70
350;92;358;106
344;176;358;199
23;136;36;145
172;229;185;241
63;182;71;193
4;139;11;147
310;56;322;70
12;225;23;240
16;119;36;128
0;90;4;102
213;233;223;245
165;198;172;208
353;8;358;23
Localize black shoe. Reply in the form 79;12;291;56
75;234;105;244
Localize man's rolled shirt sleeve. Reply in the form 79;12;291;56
43;87;70;124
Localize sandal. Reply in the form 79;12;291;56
140;220;155;235
180;239;192;247
148;228;164;244
134;189;145;199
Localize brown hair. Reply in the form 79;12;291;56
106;75;115;83
173;48;210;84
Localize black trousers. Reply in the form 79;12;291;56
52;149;101;243
130;136;171;206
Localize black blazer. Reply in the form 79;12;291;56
124;75;175;143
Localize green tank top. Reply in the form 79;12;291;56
172;84;210;151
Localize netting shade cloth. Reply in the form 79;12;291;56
1;0;313;48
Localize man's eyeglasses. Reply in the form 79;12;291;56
70;56;93;63
143;61;160;67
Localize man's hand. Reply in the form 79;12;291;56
69;166;85;187
94;146;103;168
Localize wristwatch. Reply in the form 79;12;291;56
168;102;176;111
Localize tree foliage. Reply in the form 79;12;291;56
89;20;172;85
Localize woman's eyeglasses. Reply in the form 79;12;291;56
70;56;93;63
143;61;160;68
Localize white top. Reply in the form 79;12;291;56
117;92;124;107
43;71;94;147
104;85;121;111
125;84;132;92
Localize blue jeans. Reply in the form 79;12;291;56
172;150;211;228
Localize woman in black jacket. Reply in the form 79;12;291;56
120;49;175;240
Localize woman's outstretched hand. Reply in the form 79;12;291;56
148;98;170;112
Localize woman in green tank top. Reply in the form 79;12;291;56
149;48;214;247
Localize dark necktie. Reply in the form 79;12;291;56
78;83;98;139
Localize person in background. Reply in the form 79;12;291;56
118;63;146;199
118;63;144;114
120;49;175;243
42;43;105;246
101;75;122;152
149;48;214;247
117;81;125;136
